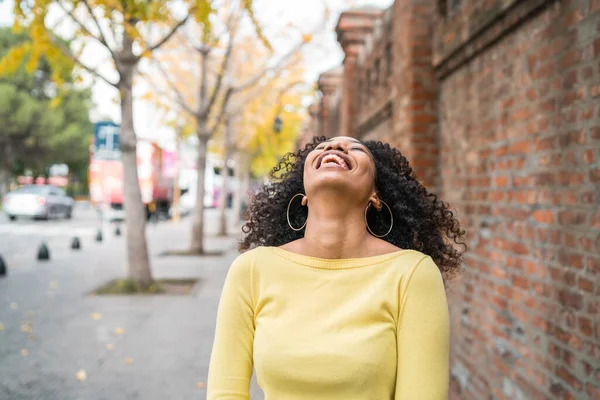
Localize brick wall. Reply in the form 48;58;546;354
435;1;600;398
310;0;600;399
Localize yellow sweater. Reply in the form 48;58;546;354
208;247;450;399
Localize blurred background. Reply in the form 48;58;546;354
0;0;598;399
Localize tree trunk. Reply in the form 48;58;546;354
189;125;209;254
218;116;232;236
119;56;153;287
0;169;9;199
232;151;243;223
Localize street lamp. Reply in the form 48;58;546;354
273;115;283;133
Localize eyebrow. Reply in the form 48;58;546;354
324;138;363;144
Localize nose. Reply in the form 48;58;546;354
324;141;348;153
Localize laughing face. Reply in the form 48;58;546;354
303;136;377;202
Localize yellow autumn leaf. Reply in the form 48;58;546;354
91;313;102;321
115;327;125;335
75;369;87;382
20;322;32;333
20;349;29;357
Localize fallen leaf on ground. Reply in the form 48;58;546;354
105;343;114;350
10;303;18;310
196;382;205;389
26;311;34;318
49;281;58;289
75;369;87;382
0;323;4;331
91;313;102;320
125;357;133;365
20;349;29;357
20;322;32;333
115;327;125;335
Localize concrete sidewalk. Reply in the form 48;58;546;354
0;210;264;399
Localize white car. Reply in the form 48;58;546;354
2;185;74;221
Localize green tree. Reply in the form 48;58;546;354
0;27;91;195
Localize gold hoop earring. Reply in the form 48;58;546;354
365;200;393;238
287;193;307;231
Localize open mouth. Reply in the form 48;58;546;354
316;151;352;170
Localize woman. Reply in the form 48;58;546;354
208;136;466;399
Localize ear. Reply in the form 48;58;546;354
369;193;382;211
301;195;308;206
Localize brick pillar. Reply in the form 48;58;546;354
391;0;438;189
336;7;382;137
317;67;343;137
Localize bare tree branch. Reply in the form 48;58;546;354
209;87;234;136
206;26;235;112
150;58;196;116
140;13;191;59
80;0;116;61
233;39;303;93
56;1;111;53
44;26;119;88
138;70;195;116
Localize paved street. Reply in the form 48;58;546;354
0;203;104;274
0;209;264;400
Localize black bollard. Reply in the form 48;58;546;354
0;255;6;277
115;225;121;236
71;237;81;250
95;229;103;242
37;243;50;261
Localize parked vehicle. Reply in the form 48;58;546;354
2;185;74;221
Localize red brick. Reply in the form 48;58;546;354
495;176;508;187
533;210;555;224
558;210;586;225
583;149;596;164
578;278;594;293
512;275;529;290
588;384;600;399
510;140;529;153
564;8;584;27
578;317;593;337
591;212;600;229
590;168;600;183
558;290;584;310
556;366;582;391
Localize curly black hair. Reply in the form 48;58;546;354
240;136;467;278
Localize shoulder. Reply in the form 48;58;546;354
399;254;445;304
228;246;273;273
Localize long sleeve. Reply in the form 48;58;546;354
207;252;256;399
395;256;450;399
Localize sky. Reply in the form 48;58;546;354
0;0;393;149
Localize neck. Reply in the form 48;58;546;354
301;195;371;259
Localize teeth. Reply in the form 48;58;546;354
321;154;348;169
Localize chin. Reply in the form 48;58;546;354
309;173;356;191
